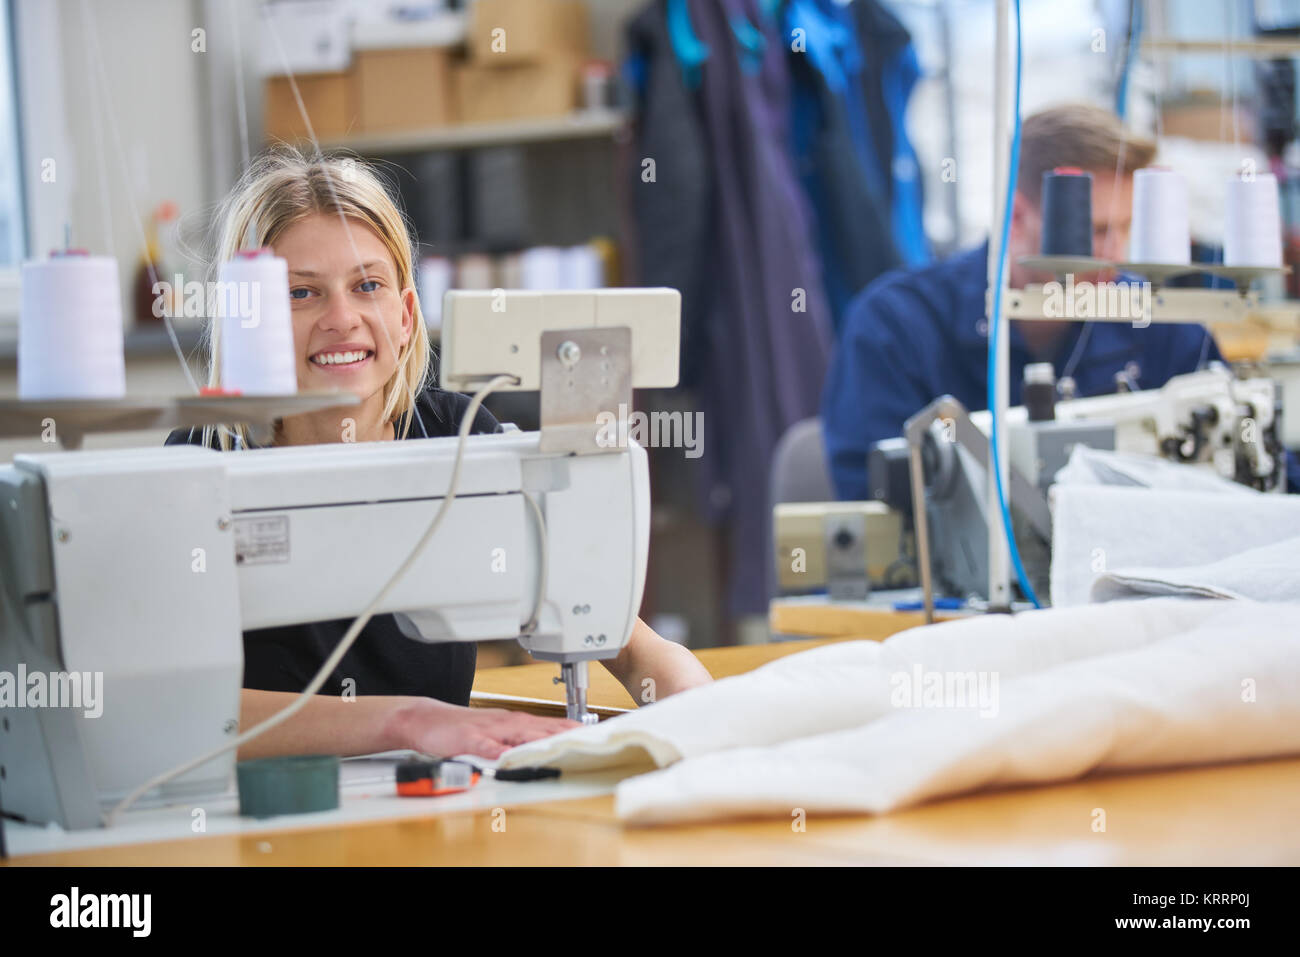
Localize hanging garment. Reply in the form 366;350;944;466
625;0;716;387
849;0;929;268
782;0;929;329
785;0;900;327
687;0;835;616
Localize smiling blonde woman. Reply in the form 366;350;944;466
167;148;711;760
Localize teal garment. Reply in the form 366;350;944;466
786;0;930;328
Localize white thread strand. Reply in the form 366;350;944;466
260;20;403;370
79;0;199;394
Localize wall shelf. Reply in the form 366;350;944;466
316;109;628;155
0;392;360;448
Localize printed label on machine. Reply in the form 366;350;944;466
233;515;290;565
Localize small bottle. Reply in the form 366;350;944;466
132;224;163;326
1023;362;1056;421
133;202;179;326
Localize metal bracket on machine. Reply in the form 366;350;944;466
538;326;633;455
824;513;870;601
904;396;1052;624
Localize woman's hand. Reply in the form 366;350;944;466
602;617;713;705
391;698;580;760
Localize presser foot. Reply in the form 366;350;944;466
555;660;601;725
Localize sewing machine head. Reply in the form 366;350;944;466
880;364;1285;606
0;288;681;830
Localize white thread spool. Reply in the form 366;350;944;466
19;252;126;400
417;255;454;330
1224;171;1284;267
455;253;493;290
560;244;604;289
520;246;566;289
218;249;297;395
1128;167;1190;265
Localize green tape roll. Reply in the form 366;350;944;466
236;755;340;819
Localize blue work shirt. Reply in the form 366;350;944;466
822;241;1296;499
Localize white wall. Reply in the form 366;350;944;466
901;0;1113;249
21;0;215;292
1;0;641;461
1;0;215;458
15;0;639;302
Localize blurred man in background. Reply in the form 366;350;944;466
822;103;1231;500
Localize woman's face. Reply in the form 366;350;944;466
273;212;414;404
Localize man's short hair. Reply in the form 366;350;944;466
1017;104;1156;204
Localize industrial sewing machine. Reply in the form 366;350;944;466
0;287;680;830
870;363;1285;605
772;363;1284;607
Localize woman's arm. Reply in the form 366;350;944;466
601;617;713;705
237;689;578;761
236;617;710;759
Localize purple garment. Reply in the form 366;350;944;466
690;0;833;616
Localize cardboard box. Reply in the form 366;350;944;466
263;71;357;142
468;0;589;66
356;48;457;132
258;0;351;77
1161;100;1255;143
455;60;578;123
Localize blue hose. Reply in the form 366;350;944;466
1115;0;1143;120
987;0;1042;609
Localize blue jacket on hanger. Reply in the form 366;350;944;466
785;0;930;328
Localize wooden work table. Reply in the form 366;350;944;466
7;607;1300;865
10;743;1298;866
468;596;956;719
769;595;962;641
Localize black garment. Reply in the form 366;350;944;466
788;43;900;324
850;0;914;218
164;387;500;705
625;0;715;388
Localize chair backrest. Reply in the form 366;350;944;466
769;417;834;506
766;417;835;602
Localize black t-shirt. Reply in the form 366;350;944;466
165;388;501;705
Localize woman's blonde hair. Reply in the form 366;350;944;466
204;147;430;449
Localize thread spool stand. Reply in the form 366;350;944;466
0;392;361;449
1115;261;1207;287
1200;263;1292;287
1015;254;1114;276
1008;254;1284;295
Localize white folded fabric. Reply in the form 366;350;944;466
1053;445;1259;495
1049;486;1300;607
1092;535;1300;603
500;598;1300;823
